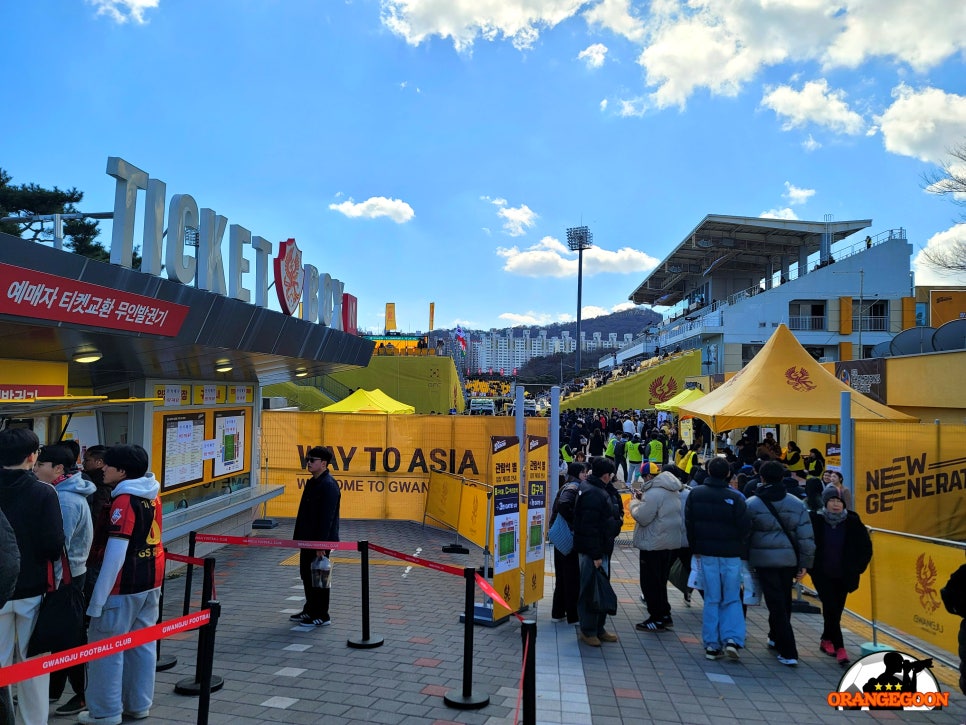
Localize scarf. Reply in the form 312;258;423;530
821;508;848;527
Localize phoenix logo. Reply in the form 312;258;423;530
915;554;941;614
785;366;817;392
273;238;304;315
648;376;678;405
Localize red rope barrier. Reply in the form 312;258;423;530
193;533;354;551
165;551;206;567
0;610;211;688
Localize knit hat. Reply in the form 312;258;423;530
822;484;844;506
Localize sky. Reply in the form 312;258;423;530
2;0;966;334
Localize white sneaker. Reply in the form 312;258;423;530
777;655;798;666
77;711;122;725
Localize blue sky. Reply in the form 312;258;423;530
2;0;965;334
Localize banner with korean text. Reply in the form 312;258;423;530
490;435;520;620
522;435;548;608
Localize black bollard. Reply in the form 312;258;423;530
347;540;384;649
181;531;197;617
195;600;220;725
520;620;536;725
156;553;177;672
175;558;225;696
443;567;489;710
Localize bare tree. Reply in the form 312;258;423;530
921;141;966;273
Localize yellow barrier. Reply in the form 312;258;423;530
424;469;491;550
863;529;964;661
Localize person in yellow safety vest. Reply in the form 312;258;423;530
603;434;617;461
645;431;665;465
561;443;574;464
678;443;699;474
783;440;805;475
626;435;645;485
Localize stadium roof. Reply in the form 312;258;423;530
629;214;871;306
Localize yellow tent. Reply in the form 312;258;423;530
654;387;706;413
677;324;917;430
321;388;415;414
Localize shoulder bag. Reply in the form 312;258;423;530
760;497;800;564
27;551;86;656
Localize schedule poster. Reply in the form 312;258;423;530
161;412;205;490
214;409;246;477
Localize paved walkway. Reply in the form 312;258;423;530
52;519;963;724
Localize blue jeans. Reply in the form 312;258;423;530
699;556;744;650
577;553;610;636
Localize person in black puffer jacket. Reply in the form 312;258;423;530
808;485;872;666
940;558;966;695
0;509;18;609
573;457;623;647
549;462;586;624
0;427;65;725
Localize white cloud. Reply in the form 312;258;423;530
328;196;415;223
760;207;798;220
498;301;637;327
913;224;966;286
497;311;562;326
783;181;815;206
824;0;966;73
497;235;659;277
617;97;648;117
578;43;608;69
761;79;865;135
380;0;585;52
485;197;538;236
599;98;609;112
877;85;966;164
583;0;645;42
87;0;158;23
802;134;822;152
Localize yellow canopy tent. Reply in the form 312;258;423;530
654;387;706;413
321;388;415;414
677;324;917;430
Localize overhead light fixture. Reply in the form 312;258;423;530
73;347;102;364
215;358;233;373
294;367;308;378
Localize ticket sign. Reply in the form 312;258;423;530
230;385;253;404
155;384;190;407
0;263;188;336
192;385;226;405
490;435;520;620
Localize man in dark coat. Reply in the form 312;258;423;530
572;457;623;646
0;427;65;725
292;446;341;626
685;456;750;660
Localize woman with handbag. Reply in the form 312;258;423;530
550;462;585;624
808;485;872;666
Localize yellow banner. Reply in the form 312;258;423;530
424;470;462;531
263;412;546;522
491;436;520;620
385;302;396;331
854;422;966;540
867;531;963;657
561;351;702;410
522;435;548;607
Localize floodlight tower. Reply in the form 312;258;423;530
566;226;594;378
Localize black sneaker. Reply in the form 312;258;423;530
725;641;741;660
635;618;666;632
661;616;674;630
55;694;86;716
289;611;307;622
705;648;723;660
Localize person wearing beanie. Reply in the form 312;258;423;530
807;485;872;666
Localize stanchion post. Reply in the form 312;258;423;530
520;620;536;725
444;567;489;710
156;549;177;672
175;558;224;696
196;600;221;725
347;540;384;649
182;531;197;616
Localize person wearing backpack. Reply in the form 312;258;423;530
550;462;586;625
940;558;966;695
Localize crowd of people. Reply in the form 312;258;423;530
0;430;164;725
551;408;886;670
